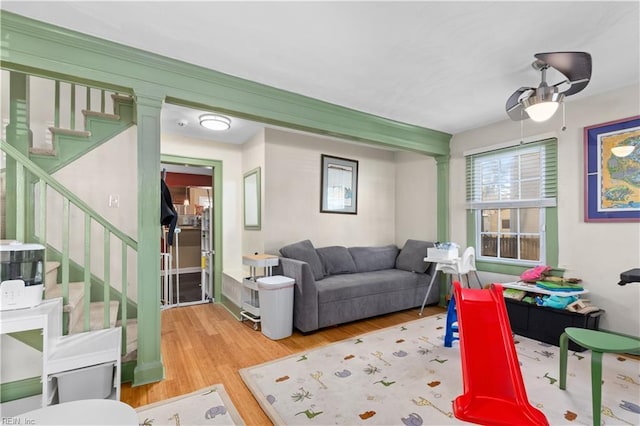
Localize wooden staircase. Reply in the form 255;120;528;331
43;261;136;356
2;74;140;389
28;93;134;174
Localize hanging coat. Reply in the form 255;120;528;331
161;179;178;245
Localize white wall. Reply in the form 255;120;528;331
394;150;438;245
449;84;640;335
263;128;398;254
51;128;138;300
161;133;244;273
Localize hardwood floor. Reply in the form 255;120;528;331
121;302;445;425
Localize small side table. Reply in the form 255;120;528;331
240;254;279;330
559;327;640;426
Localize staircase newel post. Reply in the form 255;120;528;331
132;91;165;386
4;72;33;241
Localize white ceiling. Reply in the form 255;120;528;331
3;1;639;145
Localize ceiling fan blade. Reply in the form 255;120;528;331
505;87;533;121
535;52;592;96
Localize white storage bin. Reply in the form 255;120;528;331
53;362;114;403
427;247;459;260
257;275;295;340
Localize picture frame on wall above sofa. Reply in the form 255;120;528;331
321;154;358;214
244;167;261;229
584;115;640;222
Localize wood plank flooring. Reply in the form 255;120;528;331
121;303;445;425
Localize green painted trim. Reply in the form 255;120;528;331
31;239;138;318
4;72;32;240
134;95;163;386
0;377;41;403
120;360;136;384
31;96;135;174
132;359;165;387
434;155;450;306
161;154;223;305
546;209;559;268
1;142;137;249
7;329;43;352
435;156;450;243
220;296;243;320
1;12;451;156
475;260;565;277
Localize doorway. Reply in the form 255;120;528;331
160;158;221;308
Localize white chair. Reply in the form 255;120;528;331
419;246;483;315
459;246;482;289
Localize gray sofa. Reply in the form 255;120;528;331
277;239;439;333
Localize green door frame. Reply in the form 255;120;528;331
161;154;223;305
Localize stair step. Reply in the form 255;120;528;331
45;282;85;313
70;301;119;334
82;109;120;121
45;261;60;289
111;94;133;103
48;127;91;138
29;147;57;156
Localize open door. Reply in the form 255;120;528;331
160;163;214;307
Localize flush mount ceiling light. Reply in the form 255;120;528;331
611;145;635;158
506;52;592;123
199;114;231;131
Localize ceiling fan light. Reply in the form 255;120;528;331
521;85;564;122
199;114;231;131
611;145;635;157
524;101;560;122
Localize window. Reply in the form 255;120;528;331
466;138;558;269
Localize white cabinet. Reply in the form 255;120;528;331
0;298;121;408
240;254;278;330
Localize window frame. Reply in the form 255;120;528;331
465;138;559;275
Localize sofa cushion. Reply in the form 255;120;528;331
316;269;429;303
317;246;357;276
348;245;398;273
280;240;324;281
396;239;434;273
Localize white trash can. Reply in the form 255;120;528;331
257;275;295;340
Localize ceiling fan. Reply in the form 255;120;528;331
505;52;592;122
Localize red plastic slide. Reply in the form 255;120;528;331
452;281;549;426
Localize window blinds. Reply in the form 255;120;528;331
465;138;557;209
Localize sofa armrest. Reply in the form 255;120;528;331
280;257;319;332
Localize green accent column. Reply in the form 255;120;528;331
435;155;450;242
435;155;450;305
133;92;164;386
4;72;32;240
546;207;559;268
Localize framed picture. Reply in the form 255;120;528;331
243;167;261;229
584;115;640;222
320;154;358;214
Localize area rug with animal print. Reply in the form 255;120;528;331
240;314;639;425
136;384;245;425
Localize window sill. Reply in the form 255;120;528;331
476;260;564;276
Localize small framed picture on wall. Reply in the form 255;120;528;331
320;154;358;214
